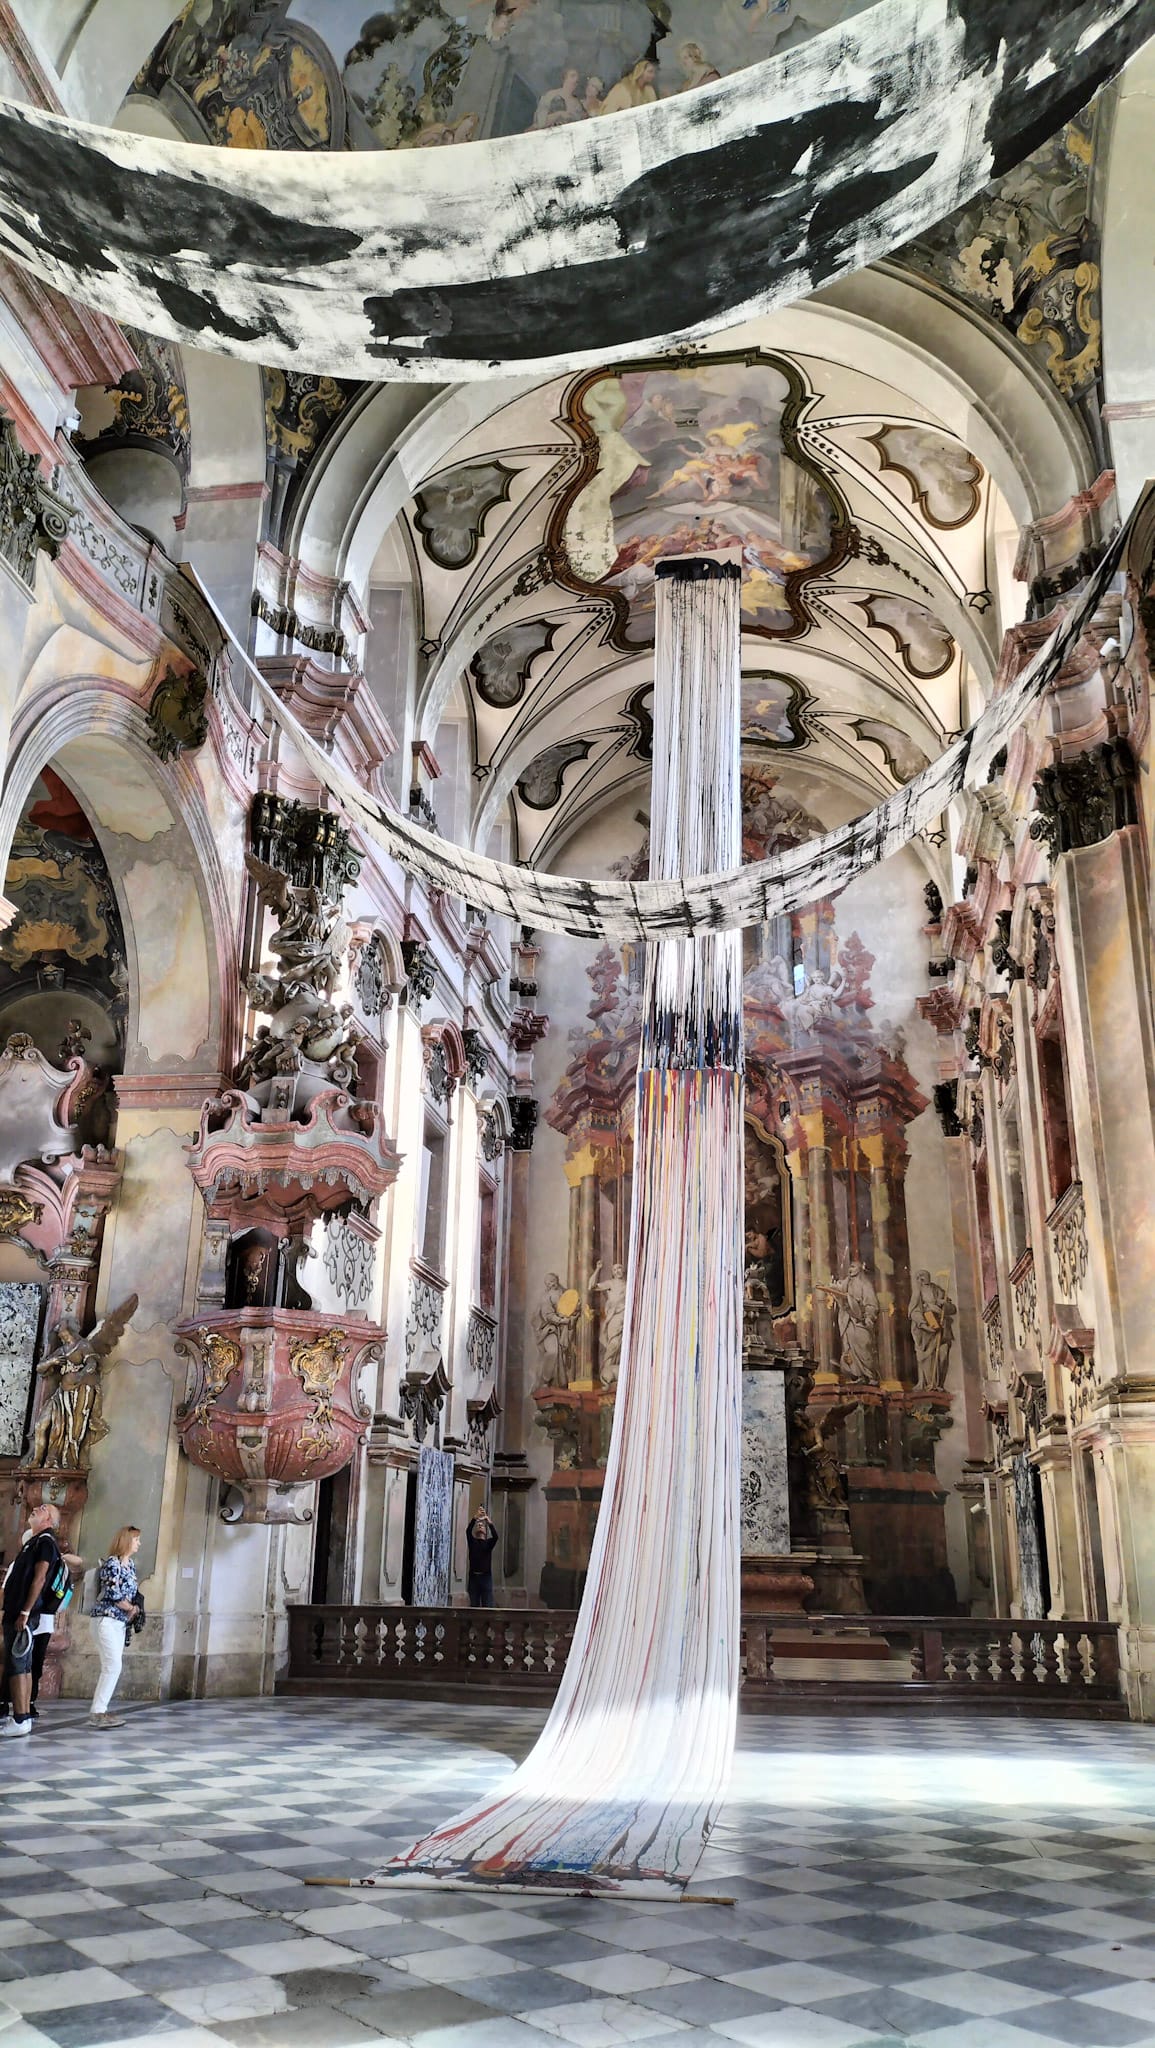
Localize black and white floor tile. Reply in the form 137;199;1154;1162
0;1699;1153;2047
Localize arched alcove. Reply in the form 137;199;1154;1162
0;680;237;1079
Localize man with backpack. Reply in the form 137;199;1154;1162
1;1504;66;1738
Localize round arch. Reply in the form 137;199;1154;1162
0;676;237;1077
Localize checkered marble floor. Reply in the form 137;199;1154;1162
0;1699;1154;2048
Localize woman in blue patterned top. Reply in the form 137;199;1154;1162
90;1526;141;1728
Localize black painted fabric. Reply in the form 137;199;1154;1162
0;0;1151;381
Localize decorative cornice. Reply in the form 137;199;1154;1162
509;1007;550;1056
941;900;982;964
257;654;396;788
917;985;965;1034
114;1072;226;1113
0;258;136;391
1031;737;1138;859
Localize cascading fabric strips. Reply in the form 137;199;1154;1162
373;561;745;1898
199;523;1126;946
0;2;1153;382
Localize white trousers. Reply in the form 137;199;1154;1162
91;1615;125;1715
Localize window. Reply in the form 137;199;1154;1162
418;1118;448;1273
1037;1026;1074;1203
477;1178;497;1311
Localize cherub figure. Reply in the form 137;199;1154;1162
28;1296;138;1471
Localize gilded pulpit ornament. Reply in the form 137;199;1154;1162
27;1294;138;1470
179;1331;241;1436
289;1329;347;1463
0;1189;42;1238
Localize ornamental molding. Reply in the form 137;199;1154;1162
467;1304;498;1381
982;1295;1005;1383
1049;1181;1089;1302
404;1265;445;1376
1031;737;1138;859
185;1088;402;1226
0;407;69;590
1010;1249;1039;1349
321;1209;378;1311
466;1388;502;1459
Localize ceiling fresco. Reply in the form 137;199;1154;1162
556;357;844;646
902;105;1104;455
134;1;871;151
116;10;1111;440
386;340;998;864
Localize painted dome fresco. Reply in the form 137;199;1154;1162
132;0;872;151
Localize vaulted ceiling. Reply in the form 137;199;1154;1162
379;327;1015;862
131;1;871;152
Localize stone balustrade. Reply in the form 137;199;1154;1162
284;1605;1124;1714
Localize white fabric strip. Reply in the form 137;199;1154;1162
0;2;1150;381
195;527;1124;945
373;561;745;1897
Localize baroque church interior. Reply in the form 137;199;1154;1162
2;4;1155;2045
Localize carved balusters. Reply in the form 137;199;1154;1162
970;1632;994;1686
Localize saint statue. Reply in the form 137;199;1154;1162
589;1261;627;1387
27;1295;138;1470
819;1262;880;1383
910;1271;957;1390
534;1273;579;1389
241;853;362;1094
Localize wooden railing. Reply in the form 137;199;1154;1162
283;1606;1125;1714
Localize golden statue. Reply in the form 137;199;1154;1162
27;1296;138;1470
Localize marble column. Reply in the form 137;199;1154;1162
864;1139;900;1386
806;1133;838;1374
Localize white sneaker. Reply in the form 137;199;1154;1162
0;1719;31;1738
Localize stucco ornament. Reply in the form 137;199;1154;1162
0;1033;88;1181
27;1294;138;1470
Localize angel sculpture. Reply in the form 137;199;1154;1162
241;853;362;1100
27;1295;138;1470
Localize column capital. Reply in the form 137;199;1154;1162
1031;737;1138;859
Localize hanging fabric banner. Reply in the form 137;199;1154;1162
372;560;744;1899
0;1;1152;382
412;1447;455;1609
196;521;1126;946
